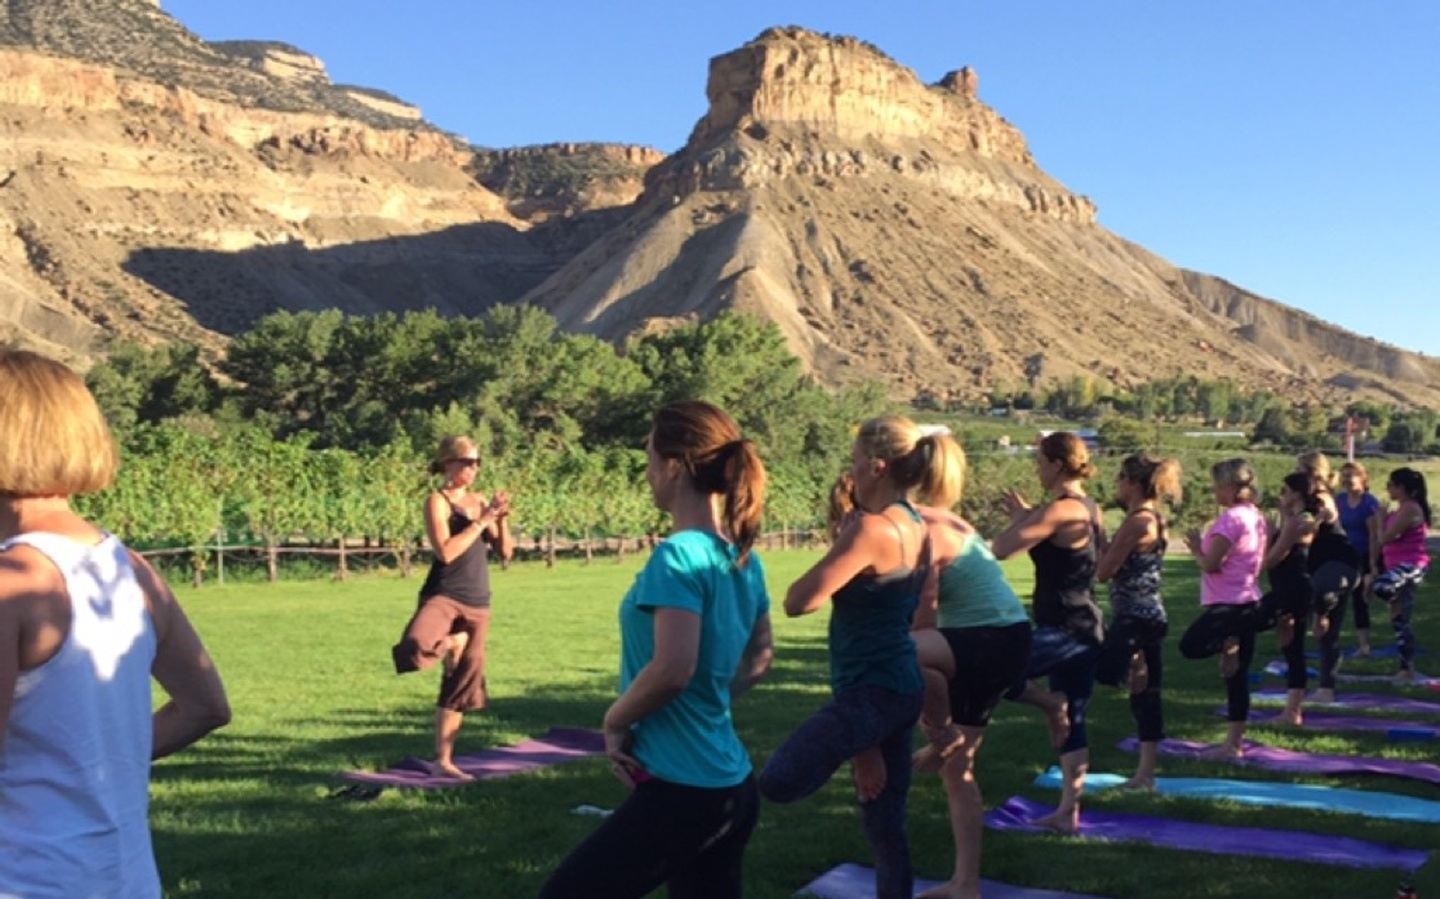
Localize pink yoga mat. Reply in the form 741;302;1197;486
1117;737;1440;787
1253;688;1440;716
797;863;1109;899
341;727;604;789
985;796;1429;872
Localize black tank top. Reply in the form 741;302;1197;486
1029;499;1103;644
1271;538;1311;600
419;500;492;607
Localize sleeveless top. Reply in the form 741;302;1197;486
1270;534;1312;600
1029;498;1104;644
1383;509;1430;571
936;534;1029;630
419;498;492;607
0;532;161;899
828;501;928;696
1109;510;1167;624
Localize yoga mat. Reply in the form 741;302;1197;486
796;863;1109;899
1034;767;1440;823
1334;671;1440;688
1252;688;1440;716
1234;708;1439;740
340;727;604;789
985;796;1429;872
1307;644;1425;660
1118;737;1440;787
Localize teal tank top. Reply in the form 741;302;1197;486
827;501;927;696
937;534;1030;630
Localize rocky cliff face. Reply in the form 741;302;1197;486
524;27;1440;406
0;4;659;361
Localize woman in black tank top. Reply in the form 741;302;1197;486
991;431;1106;834
390;435;513;780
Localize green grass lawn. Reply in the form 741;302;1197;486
152;554;1440;898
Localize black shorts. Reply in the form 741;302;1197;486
939;621;1033;727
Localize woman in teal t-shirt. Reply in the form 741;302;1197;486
760;415;957;899
540;401;773;899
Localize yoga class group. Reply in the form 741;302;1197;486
1;348;1434;899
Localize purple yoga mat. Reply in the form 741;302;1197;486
340;727;604;789
1236;708;1439;738
1118;737;1440;787
1253;688;1440;716
985;796;1430;872
797;863;1109;899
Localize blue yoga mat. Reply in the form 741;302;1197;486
1306;644;1425;660
1035;768;1440;824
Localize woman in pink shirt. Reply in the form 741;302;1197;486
1179;459;1268;759
1371;468;1430;683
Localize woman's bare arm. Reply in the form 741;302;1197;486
132;552;231;759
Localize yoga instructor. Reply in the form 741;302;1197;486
391;435;512;780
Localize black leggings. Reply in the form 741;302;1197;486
1317;592;1350;690
1096;616;1166;742
1180;604;1260;722
538;775;759;899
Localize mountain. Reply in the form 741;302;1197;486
521;27;1440;406
1;6;1434;407
0;0;658;360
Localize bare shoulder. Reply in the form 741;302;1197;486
0;544;61;603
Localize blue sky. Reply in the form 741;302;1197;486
163;1;1439;356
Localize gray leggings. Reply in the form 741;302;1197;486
758;685;923;899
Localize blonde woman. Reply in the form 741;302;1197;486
391;435;512;780
0;350;230;898
761;416;951;899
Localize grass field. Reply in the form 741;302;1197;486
151;553;1440;898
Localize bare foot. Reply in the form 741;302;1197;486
429;760;474;781
1312;688;1336;704
1354;642;1372;658
853;749;886;802
1043;691;1071;750
1128;651;1149;695
1119;774;1157;791
917;879;981;899
1199;743;1244;762
1276;615;1295;650
1219;637;1241;679
913;744;946;774
1281;708;1304;727
1395;669;1417;685
1031;805;1080;834
443;632;469;677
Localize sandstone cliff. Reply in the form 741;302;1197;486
523;27;1440;406
0;2;659;360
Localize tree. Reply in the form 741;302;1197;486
1097;418;1149;454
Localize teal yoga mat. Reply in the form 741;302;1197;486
1034;768;1440;824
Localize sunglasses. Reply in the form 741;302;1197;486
449;457;480;468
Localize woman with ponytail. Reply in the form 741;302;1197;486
1095;454;1182;790
1372;468;1431;683
541;401;773;899
907;428;1033;899
989;431;1106;834
759;416;937;899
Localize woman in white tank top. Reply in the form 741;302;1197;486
0;349;231;899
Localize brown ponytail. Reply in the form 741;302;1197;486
1039;431;1097;481
650;400;768;564
1120;453;1183;506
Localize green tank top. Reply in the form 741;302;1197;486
936;534;1030;630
